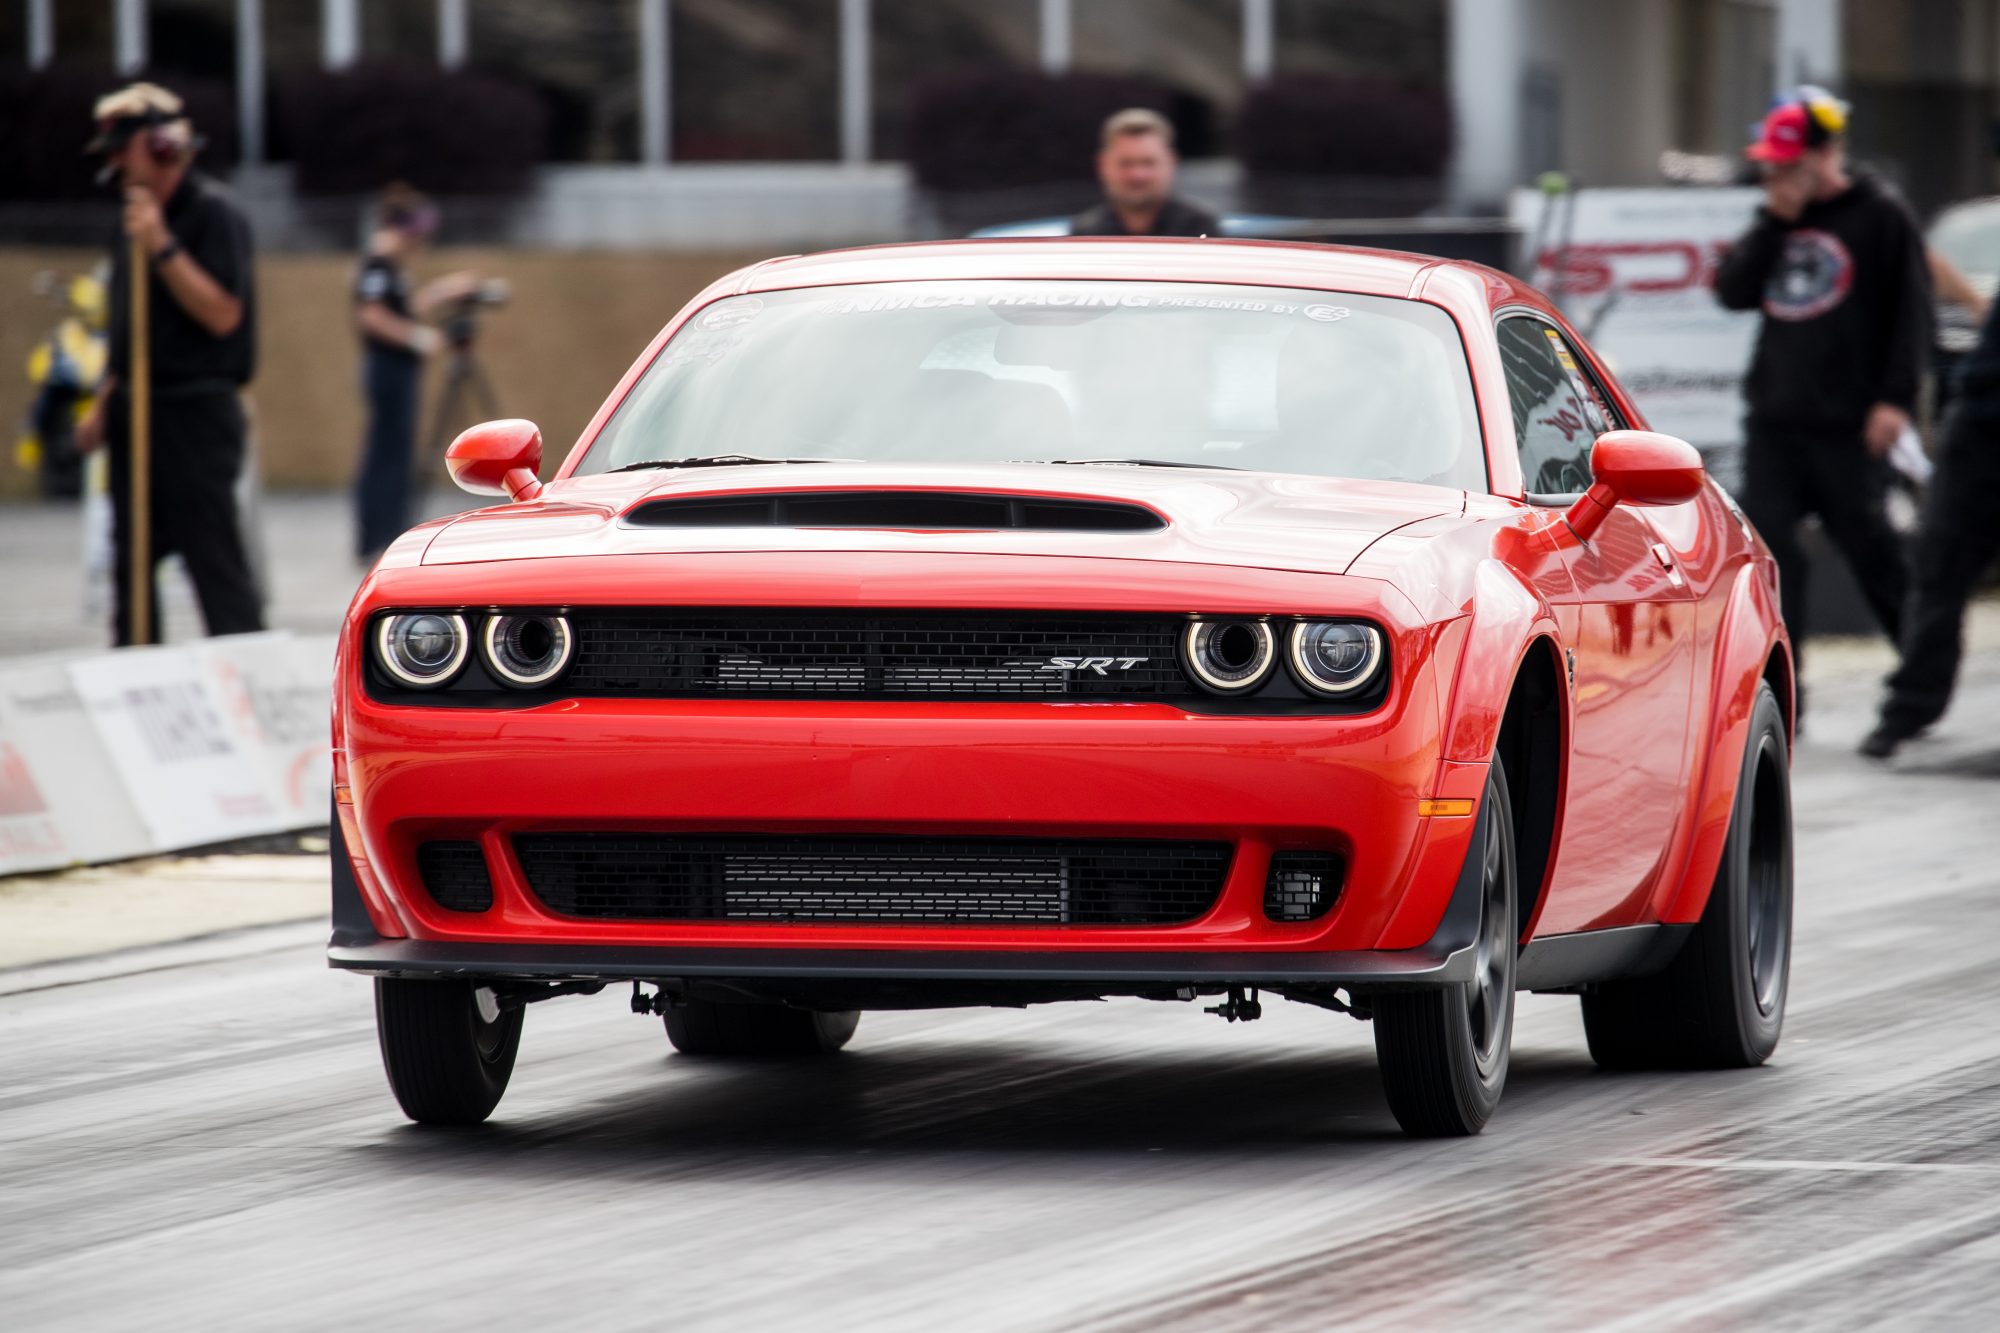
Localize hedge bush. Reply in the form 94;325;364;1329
1236;76;1453;181
907;70;1207;194
0;64;238;201
275;63;546;197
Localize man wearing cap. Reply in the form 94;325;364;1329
1070;109;1220;239
351;183;480;562
74;82;263;646
1714;89;1929;714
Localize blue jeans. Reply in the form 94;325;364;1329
355;349;421;559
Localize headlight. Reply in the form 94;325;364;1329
375;612;469;689
481;613;574;688
1181;618;1276;694
1288;621;1384;696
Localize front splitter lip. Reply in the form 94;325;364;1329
325;938;1474;989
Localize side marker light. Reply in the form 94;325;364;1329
1417;798;1476;818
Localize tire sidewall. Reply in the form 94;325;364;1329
1716;686;1792;1062
1463;759;1518;1110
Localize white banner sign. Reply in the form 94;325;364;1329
201;633;335;828
1511;187;1764;452
0;658;153;875
68;645;288;851
0;633;337;875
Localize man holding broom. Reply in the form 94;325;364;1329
74;83;263;646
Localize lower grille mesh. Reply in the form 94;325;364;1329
417;840;493;912
514;834;1231;925
1264;851;1343;923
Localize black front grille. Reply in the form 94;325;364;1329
514;833;1232;925
563;612;1191;699
417;840;494;912
1264;851;1343;923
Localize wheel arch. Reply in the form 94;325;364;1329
1496;636;1567;941
1432;557;1570;942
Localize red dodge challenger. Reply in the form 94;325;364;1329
330;239;1793;1137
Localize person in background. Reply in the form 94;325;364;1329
1927;248;1991;421
73;82;263;646
352;184;476;563
1861;291;2000;758
1070;109;1220;239
1713;88;1930;719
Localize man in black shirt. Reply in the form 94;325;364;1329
1861;295;2000;757
75;83;262;646
1070;108;1220;239
1714;89;1929;708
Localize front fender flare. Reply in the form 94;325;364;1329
1439;558;1566;764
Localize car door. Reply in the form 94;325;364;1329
1495;313;1697;933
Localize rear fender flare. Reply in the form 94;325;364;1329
1655;563;1789;923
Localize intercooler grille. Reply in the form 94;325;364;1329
416;840;494;913
561;612;1190;699
513;833;1232;925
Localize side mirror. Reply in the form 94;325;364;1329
1564;430;1704;542
445;419;544;503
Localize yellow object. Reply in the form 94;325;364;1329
1417;798;1477;818
58;319;107;386
69;273;108;330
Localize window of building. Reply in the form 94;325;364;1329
870;0;1038;161
472;0;640;163
673;0;839;161
1273;0;1446;83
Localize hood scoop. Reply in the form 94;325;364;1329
625;490;1165;532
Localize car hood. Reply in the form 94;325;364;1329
418;462;1467;579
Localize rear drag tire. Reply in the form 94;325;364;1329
1581;681;1792;1070
1372;759;1518;1137
664;1001;860;1057
375;978;523;1126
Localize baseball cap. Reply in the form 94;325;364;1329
84;82;188;156
1745;88;1849;163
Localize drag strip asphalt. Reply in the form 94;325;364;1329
3;656;1997;1332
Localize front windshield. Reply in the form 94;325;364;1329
578;280;1485;489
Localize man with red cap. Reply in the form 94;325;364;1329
1714;88;1929;719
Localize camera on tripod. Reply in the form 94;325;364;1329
440;278;510;350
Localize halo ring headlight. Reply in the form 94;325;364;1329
481;613;574;688
1182;618;1276;694
375;612;470;689
1288;621;1385;696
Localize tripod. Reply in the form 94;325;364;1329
424;303;502;458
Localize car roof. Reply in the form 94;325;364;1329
728;237;1538;310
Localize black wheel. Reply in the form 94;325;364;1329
664;1001;860;1058
374;978;523;1125
1372;759;1518;1137
1581;681;1792;1069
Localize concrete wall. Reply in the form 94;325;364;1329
1;247;766;499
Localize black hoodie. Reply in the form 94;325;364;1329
1714;173;1930;434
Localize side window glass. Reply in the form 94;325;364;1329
1496;317;1595;495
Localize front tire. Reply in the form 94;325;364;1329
1372;759;1518;1137
375;978;523;1125
664;1001;860;1058
1581;681;1792;1069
